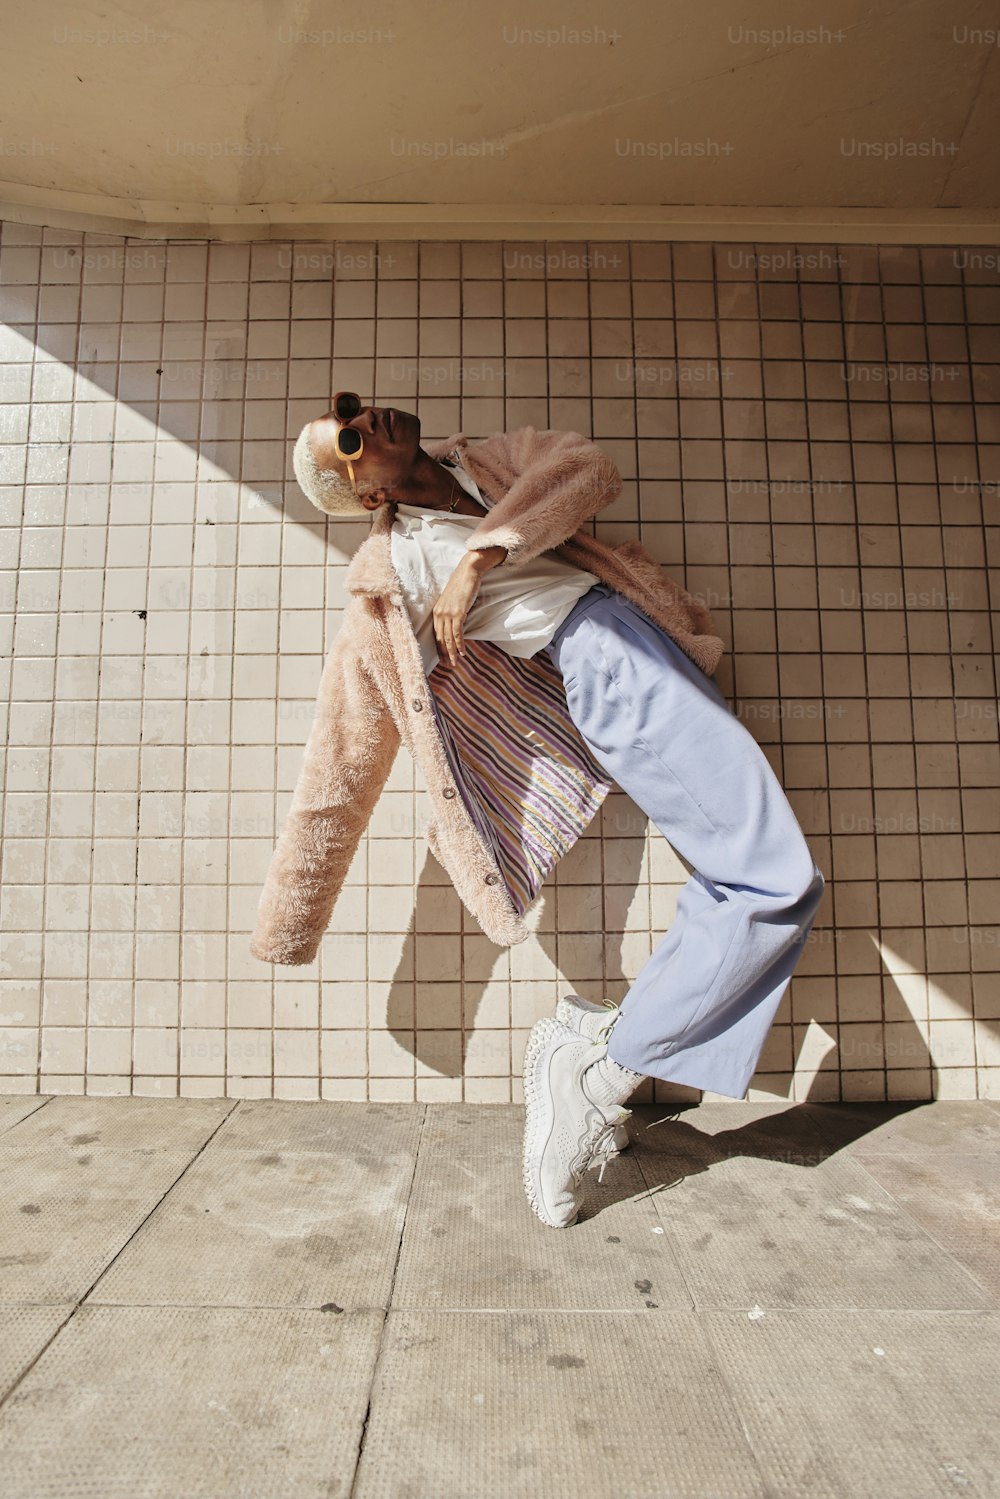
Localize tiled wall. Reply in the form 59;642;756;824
0;222;997;1103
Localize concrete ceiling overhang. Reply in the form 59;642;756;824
1;0;999;243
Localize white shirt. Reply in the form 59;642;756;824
390;453;599;676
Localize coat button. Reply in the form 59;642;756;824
442;786;456;798
412;698;423;711
485;873;499;885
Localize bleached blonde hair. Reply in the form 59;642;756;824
291;420;369;518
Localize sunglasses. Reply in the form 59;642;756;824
328;391;366;493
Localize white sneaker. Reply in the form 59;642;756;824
555;994;623;1045
554;996;631;1153
521;1016;632;1229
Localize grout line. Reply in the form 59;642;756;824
347;1099;426;1499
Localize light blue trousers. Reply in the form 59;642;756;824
543;583;825;1101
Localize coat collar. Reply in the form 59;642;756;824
344;431;483;599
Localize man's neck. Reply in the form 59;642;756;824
395;450;464;511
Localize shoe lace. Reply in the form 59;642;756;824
585;1107;632;1185
593;998;622;1047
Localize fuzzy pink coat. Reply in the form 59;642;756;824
249;426;725;965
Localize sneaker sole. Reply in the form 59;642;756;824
521;1016;585;1229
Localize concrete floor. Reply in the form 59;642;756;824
1;1094;998;1498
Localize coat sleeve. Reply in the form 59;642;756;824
249;608;401;966
463;427;623;570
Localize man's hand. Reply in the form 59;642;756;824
432;546;506;667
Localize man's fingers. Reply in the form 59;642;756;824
436;616;466;666
431;605;470;665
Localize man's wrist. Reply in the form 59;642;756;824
464;545;507;573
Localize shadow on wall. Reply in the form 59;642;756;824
368;773;952;1104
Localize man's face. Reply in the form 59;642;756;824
309;403;419;510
